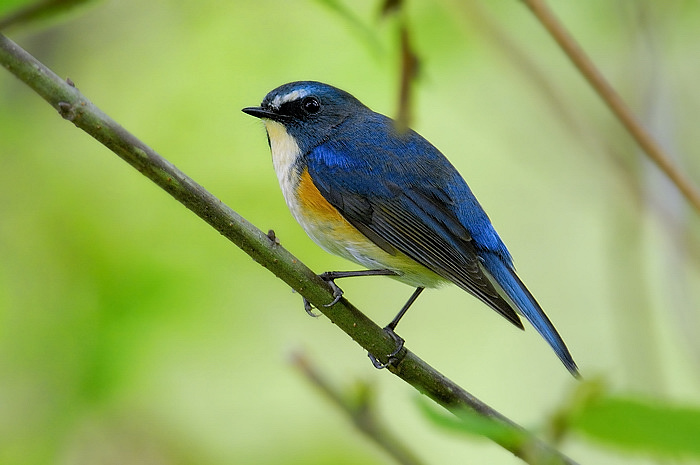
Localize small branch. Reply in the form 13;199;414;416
520;0;700;214
380;0;420;130
395;21;420;130
291;350;426;465
459;0;700;273
0;32;577;465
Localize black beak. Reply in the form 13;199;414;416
242;106;278;120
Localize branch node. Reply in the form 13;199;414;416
57;101;76;120
267;229;280;245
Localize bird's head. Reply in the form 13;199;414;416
242;81;369;153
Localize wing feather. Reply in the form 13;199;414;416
309;143;523;329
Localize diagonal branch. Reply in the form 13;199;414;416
520;0;700;214
0;32;578;465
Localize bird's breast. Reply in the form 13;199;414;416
264;120;445;288
264;120;301;204
264;120;363;252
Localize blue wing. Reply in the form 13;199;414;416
306;114;578;375
306;118;522;328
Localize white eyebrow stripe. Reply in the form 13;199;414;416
270;89;309;109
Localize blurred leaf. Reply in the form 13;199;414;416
545;376;607;443
0;0;28;15
0;0;98;30
572;396;700;458
416;398;525;448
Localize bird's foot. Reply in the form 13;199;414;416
368;327;405;369
302;297;321;317
320;275;344;307
302;273;345;317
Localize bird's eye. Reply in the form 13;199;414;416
301;96;321;115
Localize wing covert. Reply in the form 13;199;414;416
306;141;523;328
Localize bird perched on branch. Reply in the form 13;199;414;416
243;81;578;377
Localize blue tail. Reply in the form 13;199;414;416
481;252;579;377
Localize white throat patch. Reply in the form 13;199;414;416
263;119;302;211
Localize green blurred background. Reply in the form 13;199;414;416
1;0;699;464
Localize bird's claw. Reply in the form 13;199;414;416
303;297;321;317
368;327;405;369
322;279;343;307
302;274;345;317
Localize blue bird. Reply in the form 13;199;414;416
243;81;578;377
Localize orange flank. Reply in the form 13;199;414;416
296;168;347;224
294;166;377;251
293;167;446;289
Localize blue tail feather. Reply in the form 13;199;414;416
481;252;579;377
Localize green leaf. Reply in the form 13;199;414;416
416;398;525;448
0;0;99;30
572;396;700;458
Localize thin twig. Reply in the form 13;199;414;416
0;32;578;465
459;0;700;271
520;0;700;214
395;20;419;130
379;0;420;130
291;350;426;465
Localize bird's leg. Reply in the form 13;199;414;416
368;286;425;369
302;269;398;317
319;269;399;307
386;286;425;332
